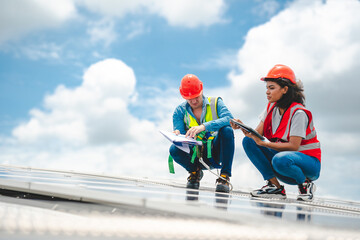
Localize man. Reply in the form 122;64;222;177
169;74;235;193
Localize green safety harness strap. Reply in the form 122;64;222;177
190;132;215;162
168;155;175;174
207;136;214;158
191;131;205;163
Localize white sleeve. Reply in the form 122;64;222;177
289;110;308;138
259;108;267;122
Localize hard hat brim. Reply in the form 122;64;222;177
260;77;296;84
181;91;203;100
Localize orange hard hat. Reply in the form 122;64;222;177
261;64;296;84
179;74;203;99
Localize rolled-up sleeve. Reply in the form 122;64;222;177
172;104;187;135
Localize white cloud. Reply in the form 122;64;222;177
253;0;281;17
75;0;148;18
19;43;62;60
1;58;178;177
87;18;117;47
77;0;227;28
0;0;226;49
0;0;76;44
87;18;148;45
13;58;139;145
228;0;360;116
125;21;148;40
150;0;227;28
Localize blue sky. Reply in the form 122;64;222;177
0;0;290;133
1;0;360;201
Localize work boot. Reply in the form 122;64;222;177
186;169;203;189
215;174;230;193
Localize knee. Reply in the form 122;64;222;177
169;144;179;157
242;136;255;149
272;152;292;172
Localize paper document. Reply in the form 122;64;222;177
230;119;265;141
159;130;202;153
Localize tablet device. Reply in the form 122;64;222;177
230;119;265;141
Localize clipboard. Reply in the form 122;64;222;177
230;119;265;141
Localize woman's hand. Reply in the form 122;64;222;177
231;119;253;136
244;131;266;146
230;119;242;130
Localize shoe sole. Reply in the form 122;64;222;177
186;183;200;189
297;194;313;202
250;192;286;199
215;185;230;193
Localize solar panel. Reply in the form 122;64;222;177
0;164;359;239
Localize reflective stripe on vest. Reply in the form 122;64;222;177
184;97;219;130
263;102;321;161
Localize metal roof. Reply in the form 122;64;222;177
0;164;359;239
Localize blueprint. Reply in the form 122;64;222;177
160;130;202;153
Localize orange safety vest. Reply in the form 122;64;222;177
263;102;321;162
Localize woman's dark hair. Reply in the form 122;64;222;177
266;78;305;109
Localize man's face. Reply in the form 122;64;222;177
187;95;203;109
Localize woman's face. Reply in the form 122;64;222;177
266;81;288;103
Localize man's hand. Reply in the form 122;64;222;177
185;125;206;138
173;130;180;135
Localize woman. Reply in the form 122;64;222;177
231;64;321;201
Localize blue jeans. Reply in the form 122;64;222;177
169;126;234;176
242;137;320;185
